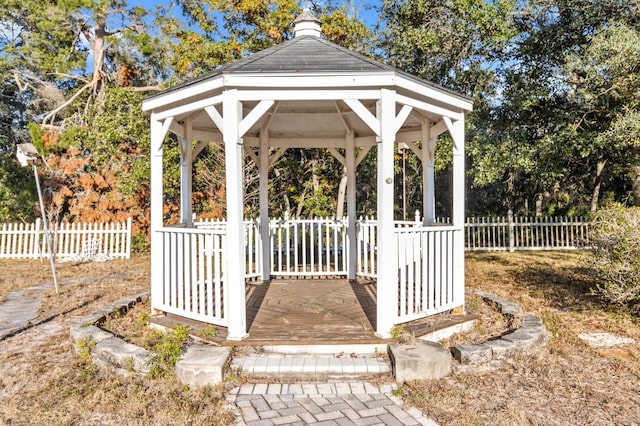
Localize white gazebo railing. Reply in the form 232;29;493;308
270;217;348;277
356;219;462;323
196;218;262;281
155;217;463;328
394;225;461;323
156;226;228;326
356;217;378;278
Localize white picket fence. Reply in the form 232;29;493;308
464;212;589;251
0;218;132;260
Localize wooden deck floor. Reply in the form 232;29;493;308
150;279;390;345
244;279;380;344
150;279;473;346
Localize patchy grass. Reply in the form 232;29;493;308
439;291;512;348
103;300;162;350
3;251;640;425
0;255;235;425
403;251;640;425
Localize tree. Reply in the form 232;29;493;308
1;1;174;231
0;0;375;225
0;46;37;221
378;0;517;97
2;1;157;128
160;0;373;218
567;23;640;209
378;0;518;216
464;0;640;214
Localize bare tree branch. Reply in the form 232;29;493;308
129;85;163;92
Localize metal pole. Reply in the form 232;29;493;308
33;164;58;294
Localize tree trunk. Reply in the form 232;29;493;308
93;15;106;96
590;158;607;212
535;193;543;217
311;158;320;192
632;163;640;207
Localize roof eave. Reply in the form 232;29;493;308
143;70;472;114
142;74;225;112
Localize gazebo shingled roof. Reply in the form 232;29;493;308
146;35;472;105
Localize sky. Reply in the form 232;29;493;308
128;0;381;30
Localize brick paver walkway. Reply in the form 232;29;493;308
226;382;438;426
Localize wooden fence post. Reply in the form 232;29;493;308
508;210;515;252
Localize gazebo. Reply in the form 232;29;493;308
142;10;473;341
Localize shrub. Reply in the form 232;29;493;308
148;325;191;379
589;206;640;310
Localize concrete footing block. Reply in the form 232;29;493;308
175;344;230;389
451;343;493;365
485;339;516;360
93;337;154;375
388;342;451;383
70;324;113;350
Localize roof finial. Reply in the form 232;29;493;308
293;8;321;38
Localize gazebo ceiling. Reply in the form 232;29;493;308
197;100;427;142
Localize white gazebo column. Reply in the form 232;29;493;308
376;89;398;337
180;117;193;226
150;114;171;314
223;89;248;340
259;129;270;282
346;131;356;281
422;121;436;224
448;116;466;308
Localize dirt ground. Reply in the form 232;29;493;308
403;251;640;425
1;252;639;425
0;256;233;425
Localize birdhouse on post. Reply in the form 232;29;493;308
16;143;38;167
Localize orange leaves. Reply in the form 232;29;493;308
92;174;110;190
40;143;151;231
268;27;281;40
47;149;89;176
59;187;73;198
42;130;59;147
78;173;94;190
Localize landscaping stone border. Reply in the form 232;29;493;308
69;293;154;376
451;291;552;372
68;289;552;385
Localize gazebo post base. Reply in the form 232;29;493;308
226;334;250;342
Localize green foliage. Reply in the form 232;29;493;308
463;1;640;214
131;233;150;254
589;206;640;310
148;325;191;379
379;0;517;96
75;337;96;364
0;152;37;222
390;324;409;341
135;311;150;329
27;123;46;153
298;189;334;218
198;324;218;338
